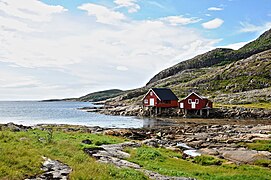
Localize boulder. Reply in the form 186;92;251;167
220;149;271;164
199;148;219;156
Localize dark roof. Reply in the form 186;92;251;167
152;88;178;101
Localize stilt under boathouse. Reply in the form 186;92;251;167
142;88;179;116
179;92;213;117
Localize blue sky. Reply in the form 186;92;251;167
0;0;270;100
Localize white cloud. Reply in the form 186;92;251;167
116;66;129;71
78;3;126;25
0;16;36;32
202;18;224;29
208;7;223;11
114;0;140;13
239;22;271;34
0;2;219;100
0;0;67;22
160;15;201;26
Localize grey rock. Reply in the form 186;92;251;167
26;157;72;180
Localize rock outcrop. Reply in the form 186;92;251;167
26;157;72;180
84;142;195;180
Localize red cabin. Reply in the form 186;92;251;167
179;92;212;110
142;88;179;108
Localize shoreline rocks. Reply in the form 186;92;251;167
79;104;271;120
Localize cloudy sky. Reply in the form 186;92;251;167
0;0;270;100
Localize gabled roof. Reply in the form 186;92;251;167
183;92;203;100
151;88;179;101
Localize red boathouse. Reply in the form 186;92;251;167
179;92;212;116
142;88;179;108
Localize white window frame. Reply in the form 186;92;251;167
144;99;148;104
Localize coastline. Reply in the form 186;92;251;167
1;120;270;179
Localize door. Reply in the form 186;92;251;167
191;102;196;109
149;98;155;106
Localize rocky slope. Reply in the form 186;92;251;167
104;49;271;108
147;28;271;85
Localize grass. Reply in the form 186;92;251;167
128;146;271;180
0;128;147;180
1;127;271;180
193;155;224;166
245;140;271;152
215;102;271;110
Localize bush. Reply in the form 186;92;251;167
193;155;223;166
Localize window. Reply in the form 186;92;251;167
163;100;171;104
188;99;192;104
150;91;153;96
144;99;148;104
195;99;199;104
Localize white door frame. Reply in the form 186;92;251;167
149;98;155;106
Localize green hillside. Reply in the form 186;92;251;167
147;28;271;85
105;29;271;108
77;89;124;102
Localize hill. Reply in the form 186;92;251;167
105;49;271;107
147;28;271;85
103;29;271;109
76;89;124;102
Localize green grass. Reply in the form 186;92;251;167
215;102;271;110
245;140;271;152
193;155;224;166
1;128;271;180
128;146;271;180
0;128;147;180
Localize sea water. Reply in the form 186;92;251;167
0;101;167;128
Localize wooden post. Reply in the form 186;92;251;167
207;109;210;117
200;109;203;116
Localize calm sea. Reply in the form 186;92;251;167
0;101;165;128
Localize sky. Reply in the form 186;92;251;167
0;0;270;100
